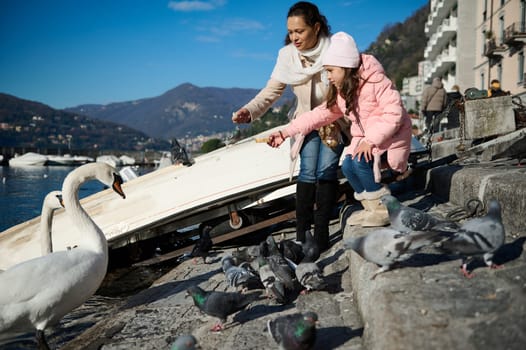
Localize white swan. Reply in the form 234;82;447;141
39;190;64;255
0;162;125;349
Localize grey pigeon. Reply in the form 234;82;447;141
257;256;287;304
381;194;459;233
279;239;305;264
302;230;320;263
186;285;259;332
439;199;505;278
232;244;261;264
284;257;326;293
267;311;318;350
171;334;199;350
266;235;296;290
221;254;259;291
344;228;449;279
190;225;213;264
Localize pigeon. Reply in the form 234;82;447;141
190;225;213;264
266;235;296;290
279;239;305;264
284;257;326;294
381;194;459;234
344;228;449;279
267;311;318;350
439;199;505;278
232;244;261;264
186;285;259;332
302;230;320;263
221;254;259;291
171;334;199;350
257;256;287;304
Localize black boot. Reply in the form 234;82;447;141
295;182;315;242
314;180;339;251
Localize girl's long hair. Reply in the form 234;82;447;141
326;56;363;116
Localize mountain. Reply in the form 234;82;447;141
0;93;169;151
66;83;295;140
365;4;429;89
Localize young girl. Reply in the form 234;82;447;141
268;31;412;227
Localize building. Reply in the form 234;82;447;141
477;0;526;96
422;0;525;96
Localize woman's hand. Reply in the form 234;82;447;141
232;108;251;124
353;140;373;162
267;130;288;148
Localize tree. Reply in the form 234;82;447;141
201;138;225;153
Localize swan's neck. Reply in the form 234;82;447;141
63;173;107;253
39;205;54;255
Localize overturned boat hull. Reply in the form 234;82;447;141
0;126;300;269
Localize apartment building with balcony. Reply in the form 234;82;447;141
423;0;478;91
405;0;525;110
477;0;526;96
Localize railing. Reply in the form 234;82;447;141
504;22;526;44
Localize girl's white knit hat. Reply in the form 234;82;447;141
322;31;360;68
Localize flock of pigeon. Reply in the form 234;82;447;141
180;229;324;349
177;194;506;350
345;195;506;279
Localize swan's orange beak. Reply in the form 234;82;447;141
112;173;126;199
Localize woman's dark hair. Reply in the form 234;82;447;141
284;1;331;45
326;57;364;116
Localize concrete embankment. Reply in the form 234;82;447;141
345;161;526;350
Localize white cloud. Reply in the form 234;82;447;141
168;0;226;12
197;18;264;38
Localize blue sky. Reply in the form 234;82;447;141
0;0;428;109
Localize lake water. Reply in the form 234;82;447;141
0;165;152;232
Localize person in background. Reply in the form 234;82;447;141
488;79;510;97
421;77;447;133
445;84;462;129
267;31;412;228
232;2;348;251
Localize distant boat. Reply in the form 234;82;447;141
47;154;78;166
8;152;48;166
95;155;123;168
47;154;94;166
119;155;136;166
155;151;173;170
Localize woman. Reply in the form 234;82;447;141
268;31;412;227
233;2;346;251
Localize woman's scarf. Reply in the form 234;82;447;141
271;36;329;86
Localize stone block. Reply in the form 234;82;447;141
464;96;516;139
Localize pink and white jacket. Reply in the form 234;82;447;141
285;54;412;181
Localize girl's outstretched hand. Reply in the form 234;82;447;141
267;130;288;148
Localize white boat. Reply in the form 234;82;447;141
96;155;123;168
0;126;301;269
47;154;78;166
8;152;48;166
119;155;136;166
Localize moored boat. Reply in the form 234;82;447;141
8;152;48;166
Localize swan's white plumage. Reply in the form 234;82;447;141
39;190;63;255
0;162;125;345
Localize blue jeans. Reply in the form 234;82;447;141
341;154;383;193
298;131;344;183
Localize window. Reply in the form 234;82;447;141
504;15;505;46
518;50;525;84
